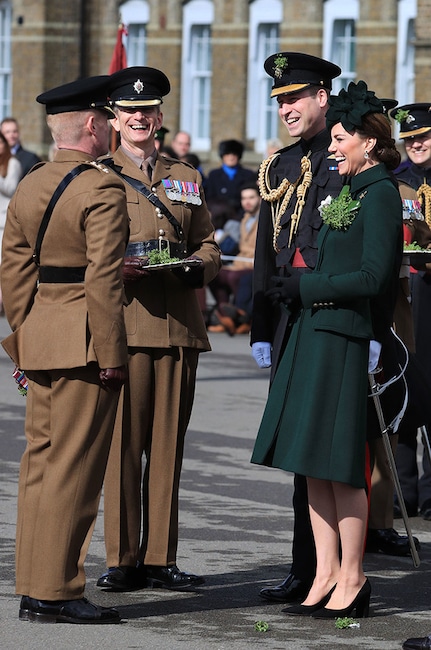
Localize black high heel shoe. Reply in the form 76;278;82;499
282;585;336;616
311;578;371;619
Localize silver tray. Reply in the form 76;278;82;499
403;249;431;264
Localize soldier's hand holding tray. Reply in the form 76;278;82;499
122;256;150;283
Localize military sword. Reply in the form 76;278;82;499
368;370;420;568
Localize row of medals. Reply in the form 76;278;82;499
162;179;202;205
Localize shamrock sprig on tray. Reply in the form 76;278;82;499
147;249;181;265
403;241;425;251
319;185;360;231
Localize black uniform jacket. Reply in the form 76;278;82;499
251;129;343;345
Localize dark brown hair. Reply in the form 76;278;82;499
356;112;401;170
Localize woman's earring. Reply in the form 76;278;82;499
364;150;369;160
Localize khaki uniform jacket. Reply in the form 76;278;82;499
110;148;220;350
1;149;129;370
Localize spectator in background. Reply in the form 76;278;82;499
167;132;207;181
208;183;260;335
205;139;257;218
169;130;191;159
0;131;22;314
208;197;241;257
1;117;40;179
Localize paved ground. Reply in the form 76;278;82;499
0;314;431;649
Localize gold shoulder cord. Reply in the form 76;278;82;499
417;182;431;229
258;152;312;252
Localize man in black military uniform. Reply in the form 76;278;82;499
250;51;343;603
390;103;431;521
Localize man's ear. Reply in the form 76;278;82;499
110;115;121;134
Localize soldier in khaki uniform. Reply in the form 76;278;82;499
1;76;129;623
97;67;220;592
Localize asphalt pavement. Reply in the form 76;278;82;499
0;314;431;650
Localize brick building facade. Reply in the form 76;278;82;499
6;0;431;165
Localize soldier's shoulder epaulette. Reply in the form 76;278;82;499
86;160;111;174
28;161;47;175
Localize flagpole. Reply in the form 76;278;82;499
108;21;128;153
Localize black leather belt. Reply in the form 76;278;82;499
38;266;87;283
125;239;187;258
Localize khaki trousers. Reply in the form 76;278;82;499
16;365;120;600
103;347;199;567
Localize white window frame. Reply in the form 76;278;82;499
181;1;214;151
0;1;11;120
247;0;282;155
396;0;417;108
323;0;359;94
120;0;149;66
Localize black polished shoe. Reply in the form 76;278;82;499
365;527;420;557
144;564;205;590
19;596;120;624
96;565;146;591
403;634;431;649
259;573;311;603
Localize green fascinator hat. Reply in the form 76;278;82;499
326;80;384;132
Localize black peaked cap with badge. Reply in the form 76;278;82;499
264;51;341;98
108;66;170;108
390;103;431;139
380;98;398;115
36;75;113;116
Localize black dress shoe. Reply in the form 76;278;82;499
96;565;146;591
282;585;336;616
144;564;205;590
365;527;420;557
259;573;311;603
403;634;431;649
19;596;120;624
420;498;431;520
312;578;371;619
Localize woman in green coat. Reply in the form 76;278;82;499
251;81;402;619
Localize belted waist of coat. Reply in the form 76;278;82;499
38;266;87;283
125;239;188;259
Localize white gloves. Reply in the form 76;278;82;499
368;340;382;373
252;342;272;369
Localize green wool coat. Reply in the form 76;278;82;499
251;164;402;488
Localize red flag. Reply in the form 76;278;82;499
108;23;128;74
